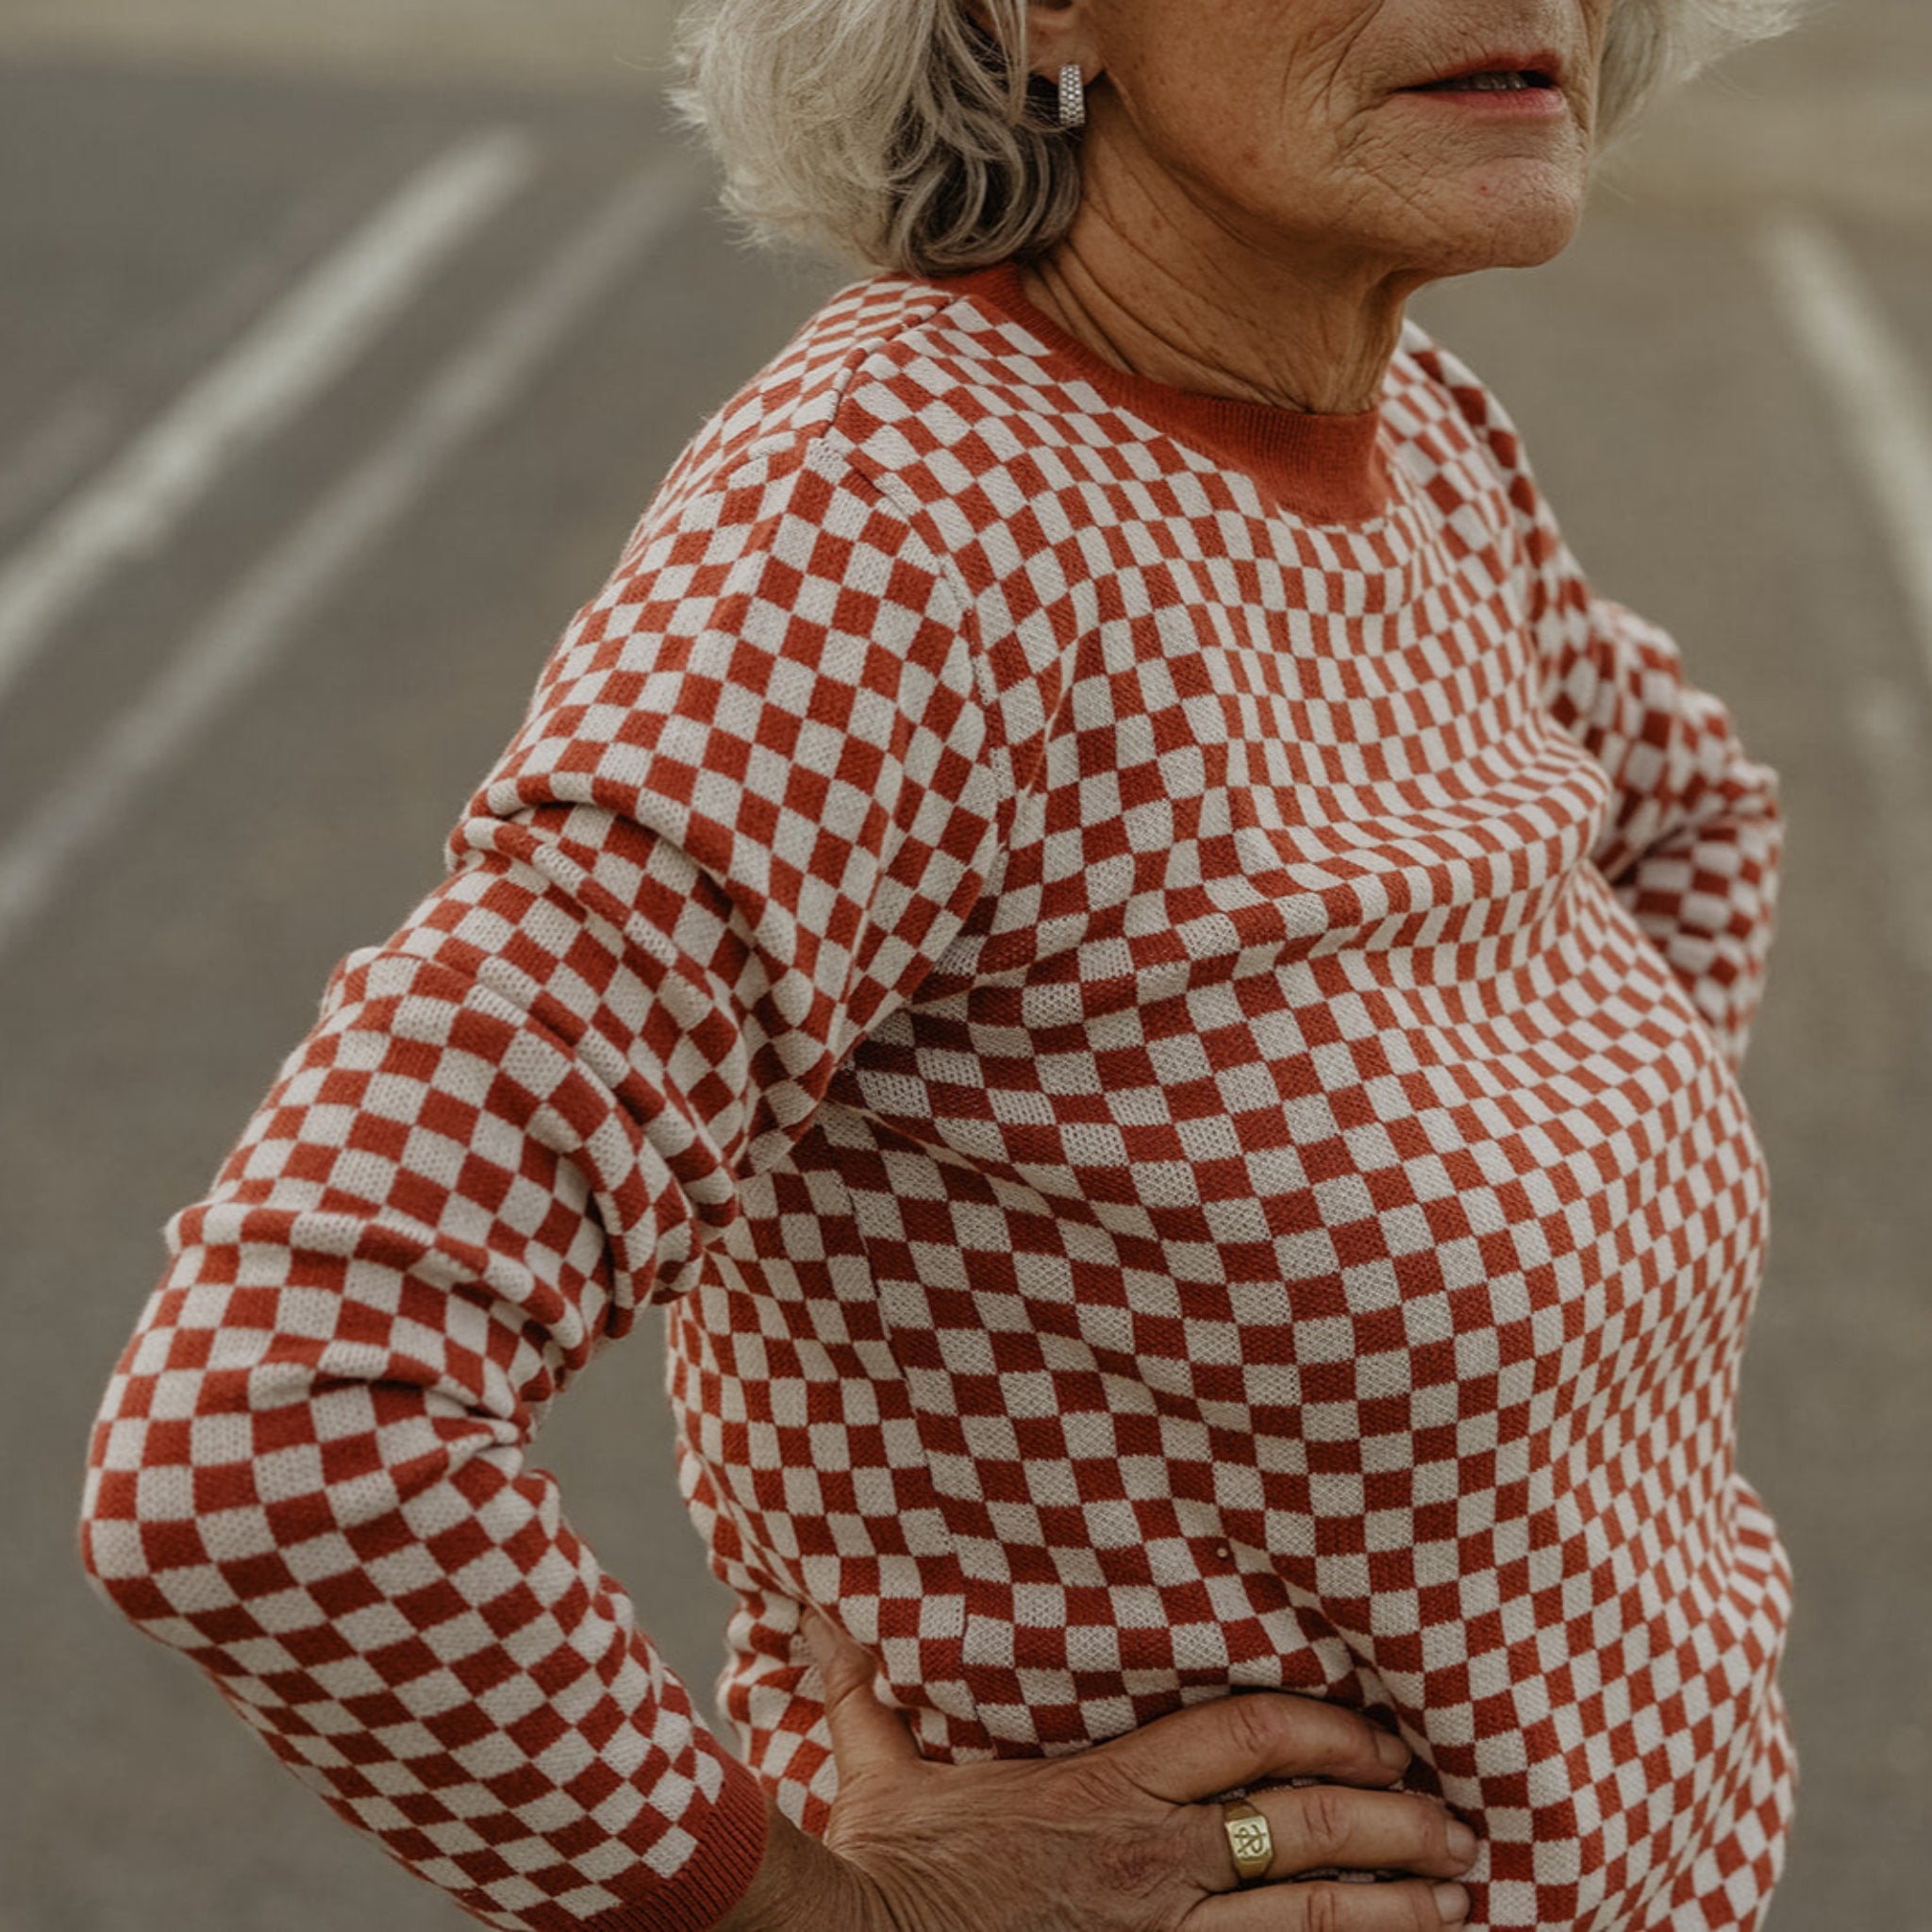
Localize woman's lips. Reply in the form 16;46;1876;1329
1415;70;1555;92
1399;69;1569;114
1410;48;1567;88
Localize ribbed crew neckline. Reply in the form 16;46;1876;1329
939;258;1394;525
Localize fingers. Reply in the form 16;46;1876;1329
804;1609;921;1772
1103;1690;1410;1805
1194;1876;1472;1931
1193;1784;1477;1890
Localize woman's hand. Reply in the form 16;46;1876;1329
717;1614;1477;1931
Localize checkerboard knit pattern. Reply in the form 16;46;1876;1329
82;270;1792;1931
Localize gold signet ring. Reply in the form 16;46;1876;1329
1222;1798;1274;1886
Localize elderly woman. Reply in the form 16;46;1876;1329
80;0;1804;1927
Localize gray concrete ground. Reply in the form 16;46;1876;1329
2;5;1927;1927
0;0;683;90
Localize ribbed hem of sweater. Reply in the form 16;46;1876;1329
938;258;1395;525
575;1752;768;1931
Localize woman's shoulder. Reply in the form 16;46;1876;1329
650;272;1026;513
1386;320;1540;500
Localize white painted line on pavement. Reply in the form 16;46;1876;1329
0;155;416;541
0;126;539;714
0;161;701;964
1757;214;1932;690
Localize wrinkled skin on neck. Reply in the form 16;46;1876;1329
1016;0;1614;412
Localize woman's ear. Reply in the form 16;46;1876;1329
976;0;1100;86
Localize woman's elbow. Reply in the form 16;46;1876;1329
78;1354;284;1642
79;1344;516;1647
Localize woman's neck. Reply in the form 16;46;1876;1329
1023;133;1420;417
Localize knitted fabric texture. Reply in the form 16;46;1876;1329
82;264;1793;1932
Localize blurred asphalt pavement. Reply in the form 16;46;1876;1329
2;5;1927;1927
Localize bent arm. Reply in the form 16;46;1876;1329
79;446;1005;1930
1537;571;1783;1071
1407;325;1785;1072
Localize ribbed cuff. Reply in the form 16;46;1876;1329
579;1752;770;1932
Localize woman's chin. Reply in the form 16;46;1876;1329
1413;176;1591;276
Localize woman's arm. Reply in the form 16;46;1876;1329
78;425;1483;1932
78;443;1009;1931
1408;329;1783;1072
1533;566;1783;1073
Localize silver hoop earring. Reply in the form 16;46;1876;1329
1058;63;1087;131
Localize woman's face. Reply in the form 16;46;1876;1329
1066;0;1615;282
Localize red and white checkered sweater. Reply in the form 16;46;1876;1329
83;261;1793;1932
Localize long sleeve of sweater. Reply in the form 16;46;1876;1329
1413;332;1783;1071
78;440;1007;1930
1533;576;1782;1072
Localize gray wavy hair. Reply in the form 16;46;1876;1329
672;0;1801;276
